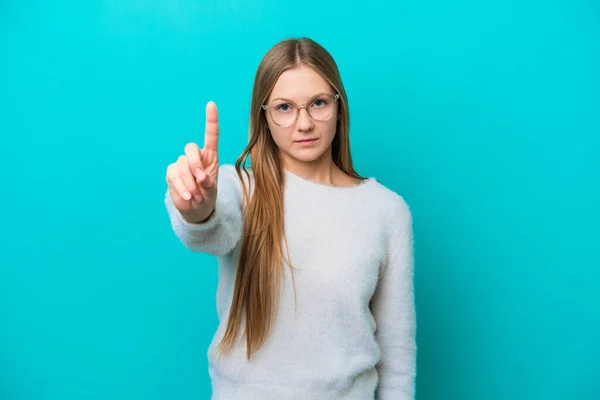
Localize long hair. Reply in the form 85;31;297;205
214;37;365;361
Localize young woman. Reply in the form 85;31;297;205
165;37;416;399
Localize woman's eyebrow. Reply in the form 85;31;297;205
270;92;333;102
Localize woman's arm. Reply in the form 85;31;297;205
371;195;417;399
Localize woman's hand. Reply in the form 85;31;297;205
166;101;220;223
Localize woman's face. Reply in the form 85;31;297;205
264;65;339;168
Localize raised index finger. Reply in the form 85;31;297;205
204;101;219;152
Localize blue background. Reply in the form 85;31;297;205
1;1;599;399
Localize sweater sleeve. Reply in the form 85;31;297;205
371;196;417;400
164;164;244;257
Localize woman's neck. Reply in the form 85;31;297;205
281;155;359;188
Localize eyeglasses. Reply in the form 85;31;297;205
262;93;340;128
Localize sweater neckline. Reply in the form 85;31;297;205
283;168;376;192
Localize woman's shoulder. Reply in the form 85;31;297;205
366;178;411;217
215;164;255;202
365;181;413;253
218;163;254;183
363;179;413;240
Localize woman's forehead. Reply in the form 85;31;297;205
269;66;332;102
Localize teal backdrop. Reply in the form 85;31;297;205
1;1;598;399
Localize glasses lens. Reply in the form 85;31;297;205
307;95;336;121
270;101;297;127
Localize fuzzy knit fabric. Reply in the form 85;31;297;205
164;164;416;399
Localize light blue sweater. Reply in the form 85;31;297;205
165;164;416;399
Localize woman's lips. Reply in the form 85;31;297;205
295;138;318;145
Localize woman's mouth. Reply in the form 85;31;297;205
295;138;318;145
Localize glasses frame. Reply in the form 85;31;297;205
262;93;340;127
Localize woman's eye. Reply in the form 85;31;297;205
313;99;327;107
276;104;291;112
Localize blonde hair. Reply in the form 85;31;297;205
214;37;365;361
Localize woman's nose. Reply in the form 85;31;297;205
295;107;314;131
